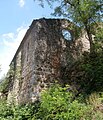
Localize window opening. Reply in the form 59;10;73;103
62;29;72;41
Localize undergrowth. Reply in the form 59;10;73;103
0;84;103;120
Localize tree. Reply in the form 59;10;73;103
35;0;103;52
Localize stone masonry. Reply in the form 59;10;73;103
7;18;90;104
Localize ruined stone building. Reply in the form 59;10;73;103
7;18;90;104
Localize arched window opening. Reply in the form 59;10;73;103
62;29;72;41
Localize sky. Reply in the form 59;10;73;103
0;0;56;79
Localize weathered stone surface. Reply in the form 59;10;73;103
7;18;90;104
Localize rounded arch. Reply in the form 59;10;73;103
62;29;73;41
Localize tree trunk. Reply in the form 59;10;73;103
85;25;94;53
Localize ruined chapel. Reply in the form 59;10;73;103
7;18;90;104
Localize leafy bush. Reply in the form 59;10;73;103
0;99;13;120
0;99;39;120
36;84;93;120
81;50;103;93
0;78;9;93
64;48;103;96
0;84;103;120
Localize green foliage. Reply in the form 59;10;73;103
36;84;93;120
64;40;103;95
0;99;13;120
86;92;103;120
0;99;39;120
12;104;37;120
0;77;9;93
0;63;14;93
81;49;103;93
38;0;103;29
0;84;103;119
93;111;103;120
53;0;102;24
94;27;103;41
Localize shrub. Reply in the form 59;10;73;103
0;85;103;120
37;84;92;120
0;99;39;120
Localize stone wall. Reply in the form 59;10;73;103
7;18;90;104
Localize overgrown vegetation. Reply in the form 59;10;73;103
1;41;103;119
0;98;40;120
0;84;103;120
0;25;103;120
36;84;92;120
0;64;14;94
0;0;103;119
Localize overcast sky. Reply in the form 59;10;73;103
0;0;56;78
